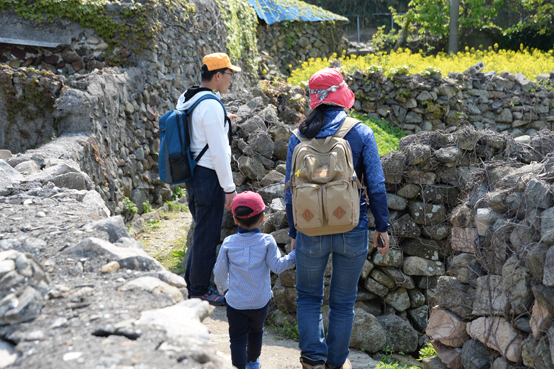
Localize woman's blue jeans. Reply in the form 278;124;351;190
295;228;368;367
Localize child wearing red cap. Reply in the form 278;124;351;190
214;191;296;369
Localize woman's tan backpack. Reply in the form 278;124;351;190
288;118;362;236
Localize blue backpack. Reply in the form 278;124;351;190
158;94;229;185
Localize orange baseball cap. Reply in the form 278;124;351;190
203;53;241;72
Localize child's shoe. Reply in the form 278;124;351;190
246;358;260;369
300;356;325;369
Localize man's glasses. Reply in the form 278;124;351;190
223;72;233;77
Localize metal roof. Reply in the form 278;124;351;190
247;0;348;25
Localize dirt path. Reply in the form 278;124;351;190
140;207;380;369
204;306;380;369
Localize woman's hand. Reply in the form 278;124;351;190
291;238;296;251
373;231;389;256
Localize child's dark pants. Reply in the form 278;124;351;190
226;302;270;369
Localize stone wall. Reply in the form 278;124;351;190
424;130;554;369
0;0;260;215
219;82;554;366
0;0;256;156
257;20;348;79
0;66;63;153
342;67;554;138
0;0;256;89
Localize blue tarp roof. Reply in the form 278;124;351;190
247;0;348;25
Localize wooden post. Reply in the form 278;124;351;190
448;0;460;54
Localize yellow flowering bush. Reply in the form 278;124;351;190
288;46;554;86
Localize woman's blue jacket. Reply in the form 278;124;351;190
285;107;390;239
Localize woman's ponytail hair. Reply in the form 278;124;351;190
299;104;331;139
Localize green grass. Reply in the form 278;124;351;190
349;111;405;156
167;243;187;275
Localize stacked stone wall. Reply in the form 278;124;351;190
218;82;554;366
341;69;554;138
257;20;348;79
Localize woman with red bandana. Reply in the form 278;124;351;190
285;68;390;369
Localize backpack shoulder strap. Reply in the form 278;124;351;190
184;93;228;116
333;117;360;139
292;128;309;142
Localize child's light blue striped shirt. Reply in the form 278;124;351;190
214;231;296;310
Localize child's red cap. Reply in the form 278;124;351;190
232;191;266;218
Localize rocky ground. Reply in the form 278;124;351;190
0;140;233;369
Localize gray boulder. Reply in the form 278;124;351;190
539;207;554;243
407;305;428;331
61;237;163;271
84;216;129;243
259;170;285;188
402;238;440;260
349;308;387;353
391;214;420;238
238;156;265;180
434;276;475;319
461;340;493;369
544;246;554;287
450;204;475;228
524;178;553;209
409;201;447;225
403;257;445;276
386;193;407;211
14;160;39;175
0;160;23;195
376;314;418;353
526;243;550;281
407;288;425;308
521;335;553;369
435;146;461;164
472;275;509;316
239;116;266;136
48;172;88;190
450;253;483;286
372;248;403;268
381;151;405;184
258;183;285;204
0;339;17;367
384;288;410;312
248;131;274;159
502;255;533;315
533;284;554;315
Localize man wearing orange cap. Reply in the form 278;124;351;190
176;53;241;305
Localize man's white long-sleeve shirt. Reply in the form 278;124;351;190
176;90;235;193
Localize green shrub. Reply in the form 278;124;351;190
124;197;138;214
143;201;153;214
172;186;185;201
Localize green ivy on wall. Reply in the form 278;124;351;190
0;0;195;62
218;0;259;72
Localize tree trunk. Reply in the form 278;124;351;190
449;0;460;54
393;18;411;52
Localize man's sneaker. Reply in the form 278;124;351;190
191;287;225;306
325;359;351;369
300;357;325;369
246;358;260;369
